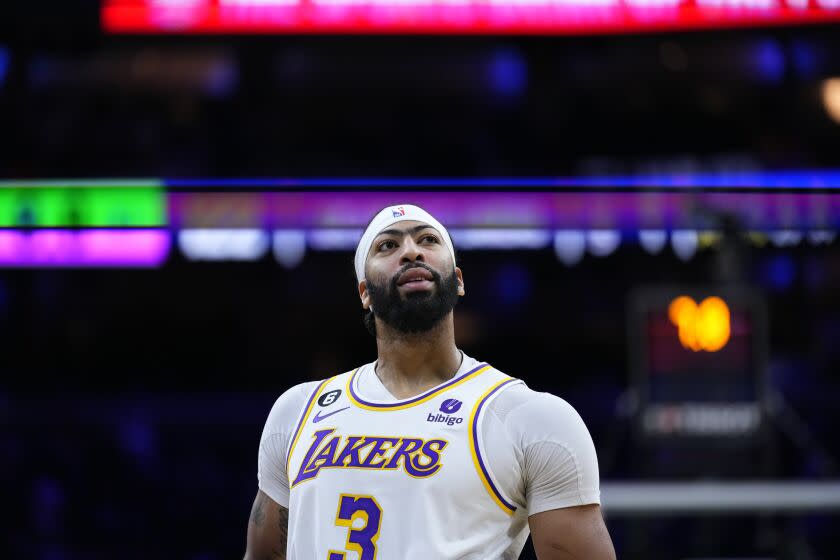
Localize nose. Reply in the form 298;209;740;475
399;236;424;265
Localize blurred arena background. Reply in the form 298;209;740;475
3;1;840;559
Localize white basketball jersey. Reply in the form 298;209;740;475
286;362;530;560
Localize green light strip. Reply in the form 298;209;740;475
0;180;166;226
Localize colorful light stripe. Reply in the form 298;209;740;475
285;377;333;479
178;228;270;261
0;229;170;267
0;181;165;227
168;191;840;232
469;377;520;516
347;363;491;411
164;171;840;190
102;0;840;35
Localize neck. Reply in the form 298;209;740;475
373;314;462;399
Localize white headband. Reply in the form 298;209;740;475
354;204;455;283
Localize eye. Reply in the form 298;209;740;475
421;234;439;244
377;239;397;251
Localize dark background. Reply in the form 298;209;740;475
2;2;840;559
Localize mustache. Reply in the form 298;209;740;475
390;262;441;288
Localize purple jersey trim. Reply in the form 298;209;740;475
285;377;332;475
472;378;519;513
348;362;490;409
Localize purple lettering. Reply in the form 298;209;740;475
292;432;448;485
359;437;400;468
384;438;423;470
335;436;372;468
408;439;447;477
309;435;340;469
291;428;335;486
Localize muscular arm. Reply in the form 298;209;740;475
244;490;289;560
529;504;616;560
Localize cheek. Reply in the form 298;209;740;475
365;264;395;292
368;267;393;288
365;259;390;283
432;255;455;277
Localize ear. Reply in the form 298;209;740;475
455;267;465;296
359;279;372;309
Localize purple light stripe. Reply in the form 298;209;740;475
472;378;519;513
163;171;840;190
349;362;490;409
285;377;332;474
0;229;170;266
167;190;840;232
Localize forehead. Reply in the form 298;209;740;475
372;220;439;239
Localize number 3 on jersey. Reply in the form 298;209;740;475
327;494;382;560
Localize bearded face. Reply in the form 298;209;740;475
365;262;460;334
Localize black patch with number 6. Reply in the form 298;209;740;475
318;390;342;407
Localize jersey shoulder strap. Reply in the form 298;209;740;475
285;369;356;474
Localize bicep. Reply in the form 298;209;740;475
529;504;616;560
245;490;289;560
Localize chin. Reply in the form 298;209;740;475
403;289;435;300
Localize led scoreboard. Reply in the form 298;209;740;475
103;0;840;34
628;286;768;442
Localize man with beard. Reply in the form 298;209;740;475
244;205;616;560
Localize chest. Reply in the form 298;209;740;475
289;391;475;489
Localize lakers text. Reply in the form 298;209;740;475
292;429;448;486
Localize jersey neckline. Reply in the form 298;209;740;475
346;361;492;411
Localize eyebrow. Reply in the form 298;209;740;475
374;225;437;239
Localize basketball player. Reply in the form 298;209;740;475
244;205;616;559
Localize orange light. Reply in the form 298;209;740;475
668;295;731;352
696;297;731;351
668;296;700;351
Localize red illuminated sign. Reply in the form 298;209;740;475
103;0;840;34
